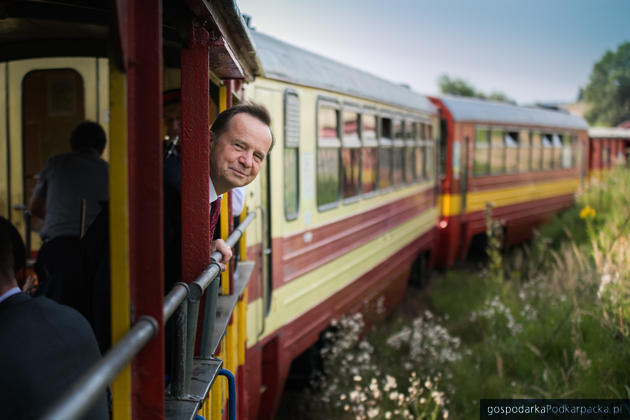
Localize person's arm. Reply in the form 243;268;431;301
211;238;232;271
28;194;46;219
28;158;51;219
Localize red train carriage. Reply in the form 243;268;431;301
587;127;630;180
243;31;440;419
429;95;588;268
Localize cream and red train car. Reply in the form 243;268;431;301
587;126;630;180
241;31;440;419
429;95;588;267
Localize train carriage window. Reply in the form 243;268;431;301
392;118;405;186
361;113;378;194
378;116;393;190
473;128;490;176
518;129;530;172
562;134;572;169
531;132;542;170
425;138;434;181
490;129;505;174
416;124;425;182
552;134;563;169
505;131;519;173
572;134;579;169
317;102;341;209
23;69;85;203
405;121;417;183
541;134;553;170
284;90;300;220
341;109;361;200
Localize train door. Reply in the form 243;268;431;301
4;57;109;255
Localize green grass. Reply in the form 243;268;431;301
282;168;630;419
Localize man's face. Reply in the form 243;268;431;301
210;113;273;195
163;102;181;139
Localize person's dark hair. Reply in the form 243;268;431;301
0;220;16;282
70;121;107;154
0;218;25;281
210;102;274;151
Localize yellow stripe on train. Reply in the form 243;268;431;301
441;178;580;217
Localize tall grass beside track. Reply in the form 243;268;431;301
293;168;630;419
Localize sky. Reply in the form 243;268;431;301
237;0;630;105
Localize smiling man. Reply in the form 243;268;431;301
205;102;273;268
209;102;274;197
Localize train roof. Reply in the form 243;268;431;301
588;127;630;139
251;30;436;116
434;95;588;130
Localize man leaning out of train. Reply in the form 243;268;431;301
206;101;274;268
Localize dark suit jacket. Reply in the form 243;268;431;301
0;292;109;420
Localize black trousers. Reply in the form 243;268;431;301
35;237;83;308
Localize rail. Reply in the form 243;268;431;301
42;211;257;420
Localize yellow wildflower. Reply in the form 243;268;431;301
579;205;596;219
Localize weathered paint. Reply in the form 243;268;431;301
109;61;131;420
126;2;164;417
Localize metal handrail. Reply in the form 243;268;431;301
42;210;256;419
42;316;159;420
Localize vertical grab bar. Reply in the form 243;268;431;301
217;369;236;420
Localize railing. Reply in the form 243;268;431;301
43;211;257;420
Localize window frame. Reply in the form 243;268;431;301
341;102;362;203
283;89;300;220
361;107;379;198
377;110;394;192
316;96;342;211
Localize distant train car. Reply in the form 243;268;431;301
243;30;439;419
587;127;630;180
429;95;588;267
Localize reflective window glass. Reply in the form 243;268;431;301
361;147;378;194
490;129;504;174
505;132;519;173
474;128;489;175
518;130;530;172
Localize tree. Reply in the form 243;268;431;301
437;74;514;104
583;42;630;126
437;74;478;97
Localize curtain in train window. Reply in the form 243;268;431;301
378;117;393;189
561;134;572;169
505;131;519;173
317;103;340;208
552;134;563;168
541;134;553;170
284;91;300;220
341;110;361;199
361;113;378;194
473;128;489;176
518;130;530;172
531;132;542;170
416;140;425;181
490;129;505;174
425;140;434;181
392;119;405;185
405;121;417;183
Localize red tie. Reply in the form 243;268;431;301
209;196;221;239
